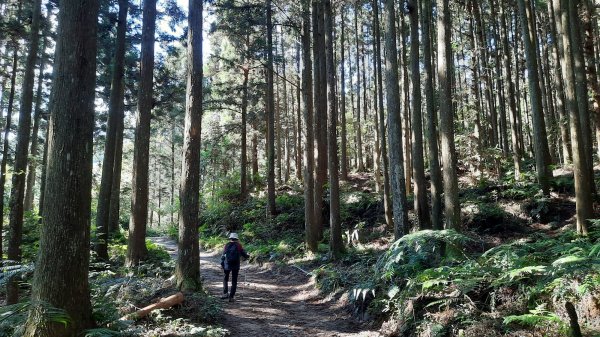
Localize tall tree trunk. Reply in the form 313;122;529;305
127;0;157;266
266;0;276;216
554;0;593;235
302;0;317;252
281;31;291;183
547;0;572;164
580;0;600;162
313;0;327;240
240;66;249;197
399;13;412;196
422;0;443;230
108;110;125;234
324;0;341;258
501;1;523;178
0;38;18;260
95;0;128;260
384;0;409;239
517;0;552;195
23;0;99;334
568;0;595;195
491;0;510;156
38;116;49;217
354;2;364;172
6;0;42;304
251;120;259;183
295;41;303;182
170;125;175;225
472;0;499;148
275;60;282;185
176;0;202;291
408;0;430;230
24;34;47;212
373;0;393;228
437;0;461;230
340;7;348;181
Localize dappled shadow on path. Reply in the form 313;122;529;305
149;237;379;337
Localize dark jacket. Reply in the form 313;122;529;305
221;241;249;270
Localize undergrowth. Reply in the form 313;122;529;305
339;226;600;336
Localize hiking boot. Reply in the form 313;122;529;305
220;293;229;299
228;297;235;302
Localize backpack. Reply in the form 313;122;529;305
225;242;240;264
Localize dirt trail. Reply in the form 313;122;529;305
149;237;380;337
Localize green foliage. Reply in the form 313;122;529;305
109;240;171;267
341;192;382;227
0;301;72;336
503;304;567;332
550;175;575;193
356;225;600;334
377;230;472;281
21;210;42;261
167;224;178;241
199;235;227;251
313;265;348;293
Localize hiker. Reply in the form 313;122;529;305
220;232;250;302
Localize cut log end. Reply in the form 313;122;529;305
120;292;184;321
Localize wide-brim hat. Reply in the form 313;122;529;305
228;232;239;240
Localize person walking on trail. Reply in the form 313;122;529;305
221;232;249;302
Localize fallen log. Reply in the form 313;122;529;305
120;292;184;321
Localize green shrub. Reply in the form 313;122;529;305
365;225;600;335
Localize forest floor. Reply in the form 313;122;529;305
148;237;380;337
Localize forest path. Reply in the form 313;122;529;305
148;237;380;337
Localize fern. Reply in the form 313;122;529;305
0;301;72;336
503;304;566;330
377;229;472;280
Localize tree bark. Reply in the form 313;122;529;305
547;0;572;164
399;13;412;196
422;0;443;230
176;0;203;291
340;7;348;181
23;0;99;334
313;0;327;240
127;0;157;266
0;37;18;261
6;0;42;304
501;1;523;178
240;66;249;197
373;0;393;228
384;0;409;239
302;0;317;252
95;0;128;260
517;0;552;195
295;42;303;182
0;1;24;260
408;0;430;230
568;0;595;195
24;34;48;212
354;3;364;172
580;0;600;162
266;0;276;216
108;110;125;234
554;0;593;235
437;0;461;230
324;0;341;258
